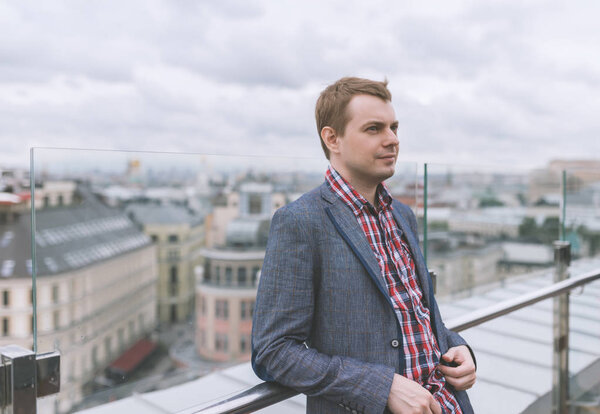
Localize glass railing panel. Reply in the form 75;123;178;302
440;295;556;413
423;163;560;300
0;155;35;353
30;147;416;413
563;168;600;408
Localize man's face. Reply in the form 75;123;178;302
332;94;399;188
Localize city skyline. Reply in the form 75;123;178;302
2;2;600;173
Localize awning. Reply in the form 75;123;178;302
107;339;157;378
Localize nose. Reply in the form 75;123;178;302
384;127;399;147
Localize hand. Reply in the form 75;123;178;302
387;374;442;414
438;346;476;390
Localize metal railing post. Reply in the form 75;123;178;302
429;270;437;295
552;241;571;414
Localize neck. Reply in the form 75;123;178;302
331;164;379;206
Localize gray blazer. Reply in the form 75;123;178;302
252;183;474;414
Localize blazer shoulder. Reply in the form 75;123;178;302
275;183;327;217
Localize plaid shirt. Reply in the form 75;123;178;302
325;166;462;414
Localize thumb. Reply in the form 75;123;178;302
442;348;456;362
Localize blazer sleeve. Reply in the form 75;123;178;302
400;203;477;367
252;206;395;414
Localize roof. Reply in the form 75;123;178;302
108;339;157;376
0;190;152;278
125;203;203;226
500;242;554;264
440;257;600;413
76;363;306;414
77;258;600;414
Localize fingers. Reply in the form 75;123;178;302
438;361;472;378
430;398;442;414
446;372;476;390
439;364;476;390
439;346;477;391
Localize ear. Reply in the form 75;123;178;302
320;126;341;155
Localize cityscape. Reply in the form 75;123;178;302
1;152;600;413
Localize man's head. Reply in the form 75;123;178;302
315;77;392;160
316;77;399;192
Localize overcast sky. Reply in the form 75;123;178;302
1;0;599;171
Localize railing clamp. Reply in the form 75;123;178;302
0;345;60;414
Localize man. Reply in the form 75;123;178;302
252;77;476;414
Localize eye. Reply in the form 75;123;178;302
366;125;378;132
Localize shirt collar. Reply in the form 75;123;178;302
325;166;393;216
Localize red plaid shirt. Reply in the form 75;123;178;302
325;167;462;413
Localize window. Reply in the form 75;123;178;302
58;195;64;206
2;290;8;307
215;300;229;319
240;335;248;352
43;196;50;208
170;304;177;322
215;333;228;352
118;328;125;351
170;266;178;296
53;311;60;329
105;337;112;360
52;285;59;303
168;234;179;243
151;234;158;242
2;318;9;336
92;346;98;368
241;300;255;319
204;261;212;283
168;249;179;261
128;320;135;338
214;266;220;284
225;267;232;285
249;194;263;214
238;267;247;285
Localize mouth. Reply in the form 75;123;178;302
377;154;397;161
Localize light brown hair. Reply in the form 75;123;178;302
315;77;392;159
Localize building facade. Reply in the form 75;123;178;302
0;186;157;413
126;203;204;324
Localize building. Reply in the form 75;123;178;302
0;185;157;413
125;202;204;324
196;182;283;362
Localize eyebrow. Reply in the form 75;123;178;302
363;120;399;128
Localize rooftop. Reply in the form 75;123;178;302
0;190;151;278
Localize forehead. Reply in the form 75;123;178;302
346;94;396;124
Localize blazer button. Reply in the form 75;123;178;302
390;339;400;348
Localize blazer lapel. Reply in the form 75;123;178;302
320;185;393;305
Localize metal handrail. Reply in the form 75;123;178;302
182;268;600;414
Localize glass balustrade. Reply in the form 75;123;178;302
27;147;418;413
421;162;561;301
20;148;600;413
563;168;600;411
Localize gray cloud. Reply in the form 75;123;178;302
1;0;599;171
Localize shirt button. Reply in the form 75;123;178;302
390;339;400;348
